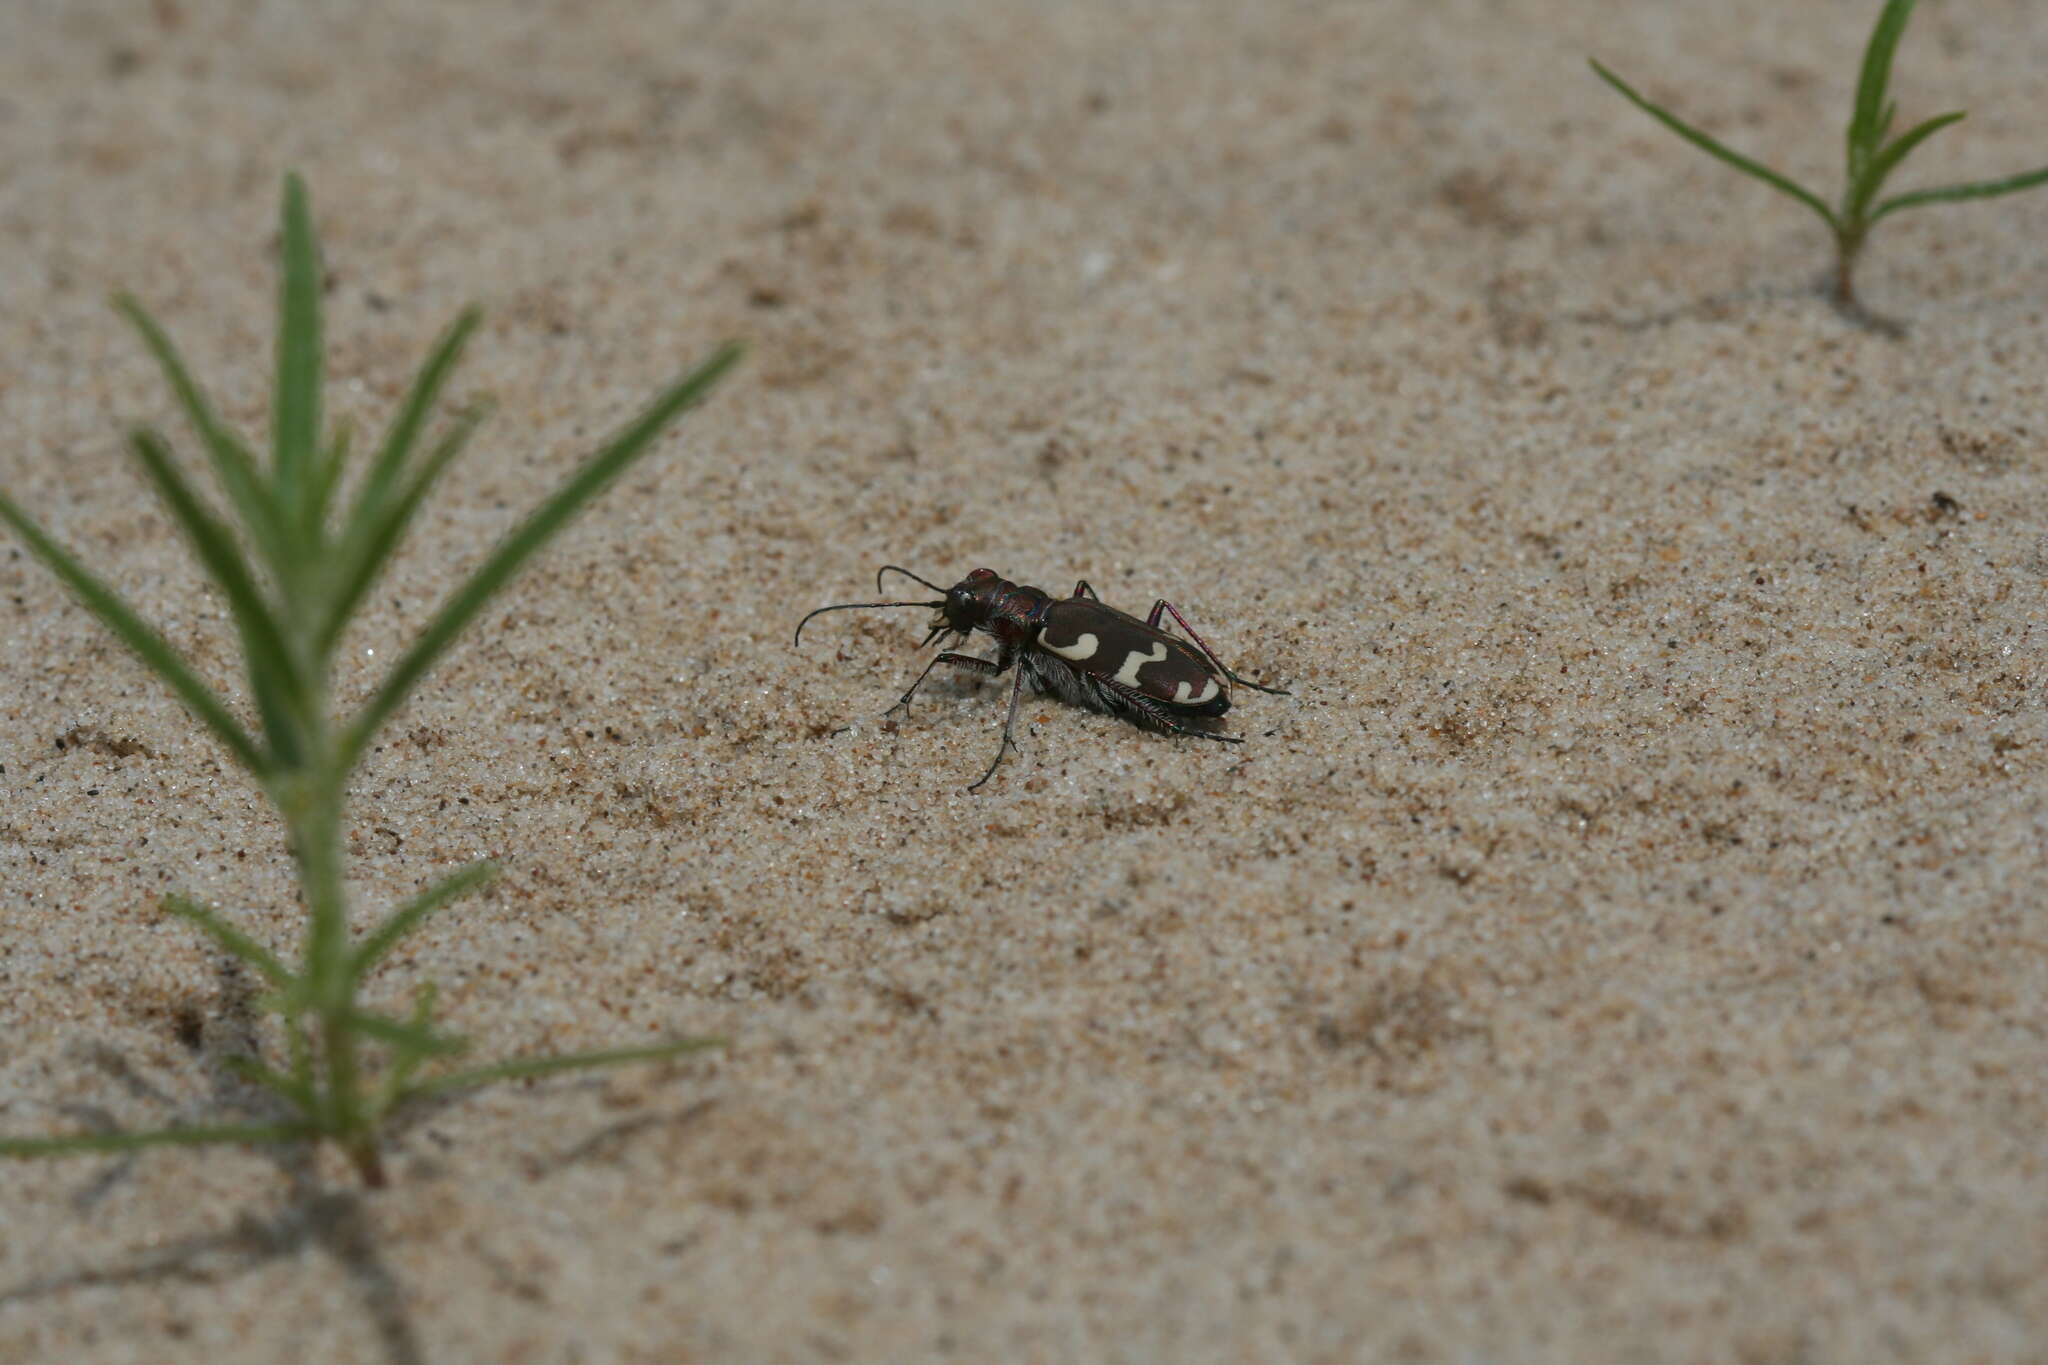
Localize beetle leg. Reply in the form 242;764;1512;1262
1096;672;1245;744
967;660;1032;791
1070;580;1099;600
887;648;1008;719
1146;598;1290;696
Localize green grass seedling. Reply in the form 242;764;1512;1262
1591;0;2048;317
0;174;740;1185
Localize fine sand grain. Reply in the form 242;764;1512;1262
2;2;2045;1361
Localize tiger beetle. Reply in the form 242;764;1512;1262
794;566;1289;790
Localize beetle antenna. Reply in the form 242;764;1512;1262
794;600;945;647
876;565;949;594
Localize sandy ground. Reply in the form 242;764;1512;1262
2;1;2045;1361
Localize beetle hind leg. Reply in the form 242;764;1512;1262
1081;669;1246;744
1146;597;1290;696
1136;704;1245;745
1224;671;1290;696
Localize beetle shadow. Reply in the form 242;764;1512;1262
1;957;426;1365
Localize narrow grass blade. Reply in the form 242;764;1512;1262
318;399;492;660
129;430;307;765
1873;163;2048;223
1851;0;1917;166
301;417;353;546
254;979;313;1018
284;1018;315;1099
403;1038;723;1102
164;894;295;988
340;342;742;770
273;173;323;529
114;295;290;573
1845;110;1965;221
342;1006;468;1057
220;1054;317;1113
373;983;442;1116
0;490;267;775
0;1122;308;1159
1589;59;1839;229
345;308;482;548
351;861;497;979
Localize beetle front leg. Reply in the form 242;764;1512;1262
886;649;1009;719
967;658;1032;791
1146;597;1290;695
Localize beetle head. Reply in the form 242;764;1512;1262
938;568;1004;636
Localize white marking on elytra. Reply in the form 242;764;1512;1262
1043;630;1099;662
1114;642;1168;687
1172;678;1220;705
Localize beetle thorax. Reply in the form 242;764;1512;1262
938;568;1047;640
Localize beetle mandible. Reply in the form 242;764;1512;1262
794;566;1288;790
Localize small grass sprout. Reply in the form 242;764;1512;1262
1591;0;2048;317
0;174;741;1185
